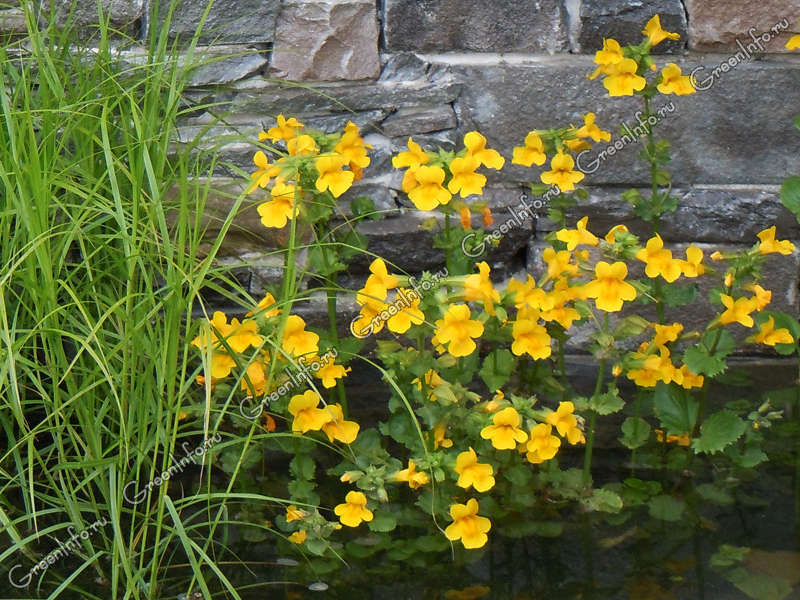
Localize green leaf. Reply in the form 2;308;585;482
619;417;651;449
304;538;329;556
648;494;685;521
726;567;793;600
504;464;533;487
350;196;380;220
582;488;624;514
590;384;625;415
692;410;747;454
289;454;316;480
661;282;697;307
653;383;698;435
711;545;750;568
696;483;734;505
613;315;650;339
622;188;643;206
338;230;369;260
307;245;346;277
780;176;800;224
367;512;397;533
795;114;800;131
479;349;515;392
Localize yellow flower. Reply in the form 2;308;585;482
626;346;677;388
334;491;373;527
720;295;758;328
192;311;262;354
386;289;425;333
286;134;319;156
264;114;304;142
655;429;691;446
576;112;611;142
464;261;501;315
652;322;683;347
511;317;552;360
482;206;494;227
281;315;320;357
507;275;553;311
636;234;682;282
604;224;629;244
408;165;452;211
433;424;453;449
286;505;308;522
512;131;547;166
464;131;505;169
583;261;637;312
541;151;585;191
556;216;599;250
247;292;281;318
525;423;561;464
191;311;232;351
335;121;371;179
545;401;583;445
288;390;330;433
395;459;429;489
677;364;704;390
787;33;800;50
643;15;681;46
480;407;528;450
444;585;491;600
356;281;388;314
248;151;281;194
588;38;624;80
314;359;351;389
392;137;429;169
680;245;706;277
257;182;297;228
756;226;795;255
288;530;307;544
748;284;772;311
454;447;495;492
749;316;794;346
241;358;268;396
603;58;647;97
542;248;578;279
448;155;487;197
444;498;491;549
434;304;484;357
459;206;472;229
413;369;446;401
366;257;399;293
657;63;696;96
710;251;725;261
210;352;236;379
320;403;360;444
315;154;355;198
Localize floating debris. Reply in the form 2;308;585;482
308;581;329;592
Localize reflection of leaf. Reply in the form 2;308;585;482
653;383;698;435
648;494;685;521
745;550;800;586
692;410;746;454
620;417;651;449
727;567;793;600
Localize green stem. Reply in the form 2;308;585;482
583;358;606;487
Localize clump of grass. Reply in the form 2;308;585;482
0;2;286;598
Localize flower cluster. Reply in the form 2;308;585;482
588;15;696;98
250;116;372;228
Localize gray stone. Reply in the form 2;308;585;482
447;55;800;186
43;0;143;35
0;8;26;35
380;105;457;137
685;0;800;51
383;0;569;53
269;0;380;82
188;48;267;86
160;0;280;45
578;0;687;54
535;186;800;244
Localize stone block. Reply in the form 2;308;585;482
685;0;800;51
383;0;569;53
380;105;457;137
269;0;380;81
43;0;143;35
578;0;687;54
447;55;800;186
159;0;280;45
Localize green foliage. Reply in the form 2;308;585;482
692;410;747;454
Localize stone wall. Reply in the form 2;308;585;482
6;0;800;354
